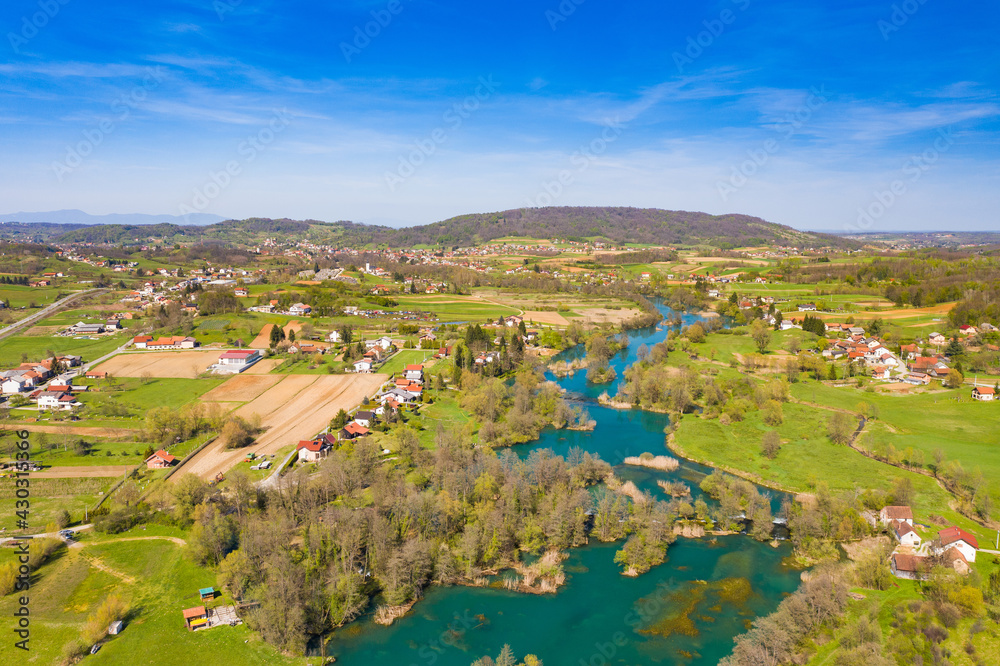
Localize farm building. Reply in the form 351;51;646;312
212;349;261;374
182;606;208;630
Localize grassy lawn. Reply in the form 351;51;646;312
379;349;435;377
77;376;226;412
0;333;123;367
670;397;988;543
0;477;112;532
0;534;301;665
790;381;1000;518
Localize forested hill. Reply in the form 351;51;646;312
45;207;856;249
342;207;857;249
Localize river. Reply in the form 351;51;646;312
326;302;803;665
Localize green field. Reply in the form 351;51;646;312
0;333;123;367
378;349;436;377
0;531;299;665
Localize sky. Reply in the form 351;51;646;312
1;0;998;232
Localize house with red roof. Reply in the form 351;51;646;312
972;386;995;401
339;422;370;440
214;349;261;373
404;364;424;382
296;438;332;462
879;506;913;526
145;449;177;469
935;526;979;562
890;552;928;580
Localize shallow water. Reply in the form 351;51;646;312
326;303;801;665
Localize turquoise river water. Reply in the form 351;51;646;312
325;304;803;665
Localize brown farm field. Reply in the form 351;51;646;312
249;321;302;349
94;351;222;378
175;372;387;481
200;374;282;402
522;310;569;326
812;303;954;321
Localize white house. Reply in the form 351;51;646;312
892;521;921;548
327;330;342;343
1;377;28;394
797;303;817;312
352;410;375;428
404;364;424;382
936;526;979;562
353;359;373;373
296;438;332;462
289;303;312;315
37;391;78;411
972;386;995;401
365;336;394;351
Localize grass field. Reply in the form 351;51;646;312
0;531;299;665
379;349;435;377
0;476;112;531
790;381;1000;511
0;333;123;367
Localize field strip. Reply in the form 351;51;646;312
173;373;387;482
29;465;132;479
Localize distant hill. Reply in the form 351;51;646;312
334;207;859;250
0;209;226;226
39;207;857;249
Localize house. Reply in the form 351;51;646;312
798;303;817;312
182;606;208;630
215;349;261;373
353;410;375;428
145;449;177;469
870;365;891;381
959;324;977;335
899;343;920;360
327;330;342;343
37;391;78;411
289;303;312;315
972;386;995;401
365;336;394;351
339;422;370;440
296;438;332;462
85;369;108;380
404;364;424;382
943;546;971;575
504;315;523;328
353;359;373;373
936;526;979;562
904;372;931;386
434;346;452;359
132;335;153;348
928;332;946;346
890;552;928;580
879;506;913;526
146;336;198;350
234;288;248;297
892;520;921;548
1;377;28;394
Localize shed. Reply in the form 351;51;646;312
199;587;216;601
183;606;208;630
108;620;124;635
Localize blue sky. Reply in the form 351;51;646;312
1;0;998;231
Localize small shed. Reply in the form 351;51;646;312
183;606;208;630
108;620;124;635
199;587;216;601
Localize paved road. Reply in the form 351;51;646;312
0;288;107;341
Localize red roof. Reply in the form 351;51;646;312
939;526;979;550
892;552;925;573
881;506;913;521
219;350;256;359
405;364;423;371
296;439;323;452
343;423;370;436
147;449;177;464
975;386;995;395
182;606;207;620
